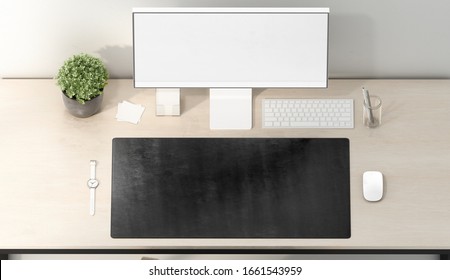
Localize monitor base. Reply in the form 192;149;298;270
210;88;252;130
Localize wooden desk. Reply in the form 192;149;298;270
0;79;449;253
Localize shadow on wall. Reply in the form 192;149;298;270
97;45;133;79
329;13;375;78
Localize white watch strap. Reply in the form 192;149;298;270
90;187;96;216
90;160;96;180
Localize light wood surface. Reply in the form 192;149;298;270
0;79;449;250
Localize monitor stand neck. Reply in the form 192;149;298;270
209;88;252;130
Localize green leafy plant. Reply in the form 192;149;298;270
56;53;109;104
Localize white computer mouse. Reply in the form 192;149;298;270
363;171;383;202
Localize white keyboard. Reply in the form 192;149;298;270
263;98;354;128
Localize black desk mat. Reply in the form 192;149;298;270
111;138;350;238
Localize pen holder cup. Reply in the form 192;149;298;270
363;95;382;128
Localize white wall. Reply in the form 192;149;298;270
1;0;450;79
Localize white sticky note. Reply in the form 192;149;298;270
116;101;145;124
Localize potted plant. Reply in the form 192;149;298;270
56;53;109;118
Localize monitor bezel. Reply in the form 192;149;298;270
132;7;330;89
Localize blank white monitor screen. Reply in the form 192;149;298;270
133;8;329;88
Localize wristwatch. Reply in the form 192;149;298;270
87;160;99;216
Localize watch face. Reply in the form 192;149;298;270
87;179;99;188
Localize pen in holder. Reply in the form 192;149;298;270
362;88;382;128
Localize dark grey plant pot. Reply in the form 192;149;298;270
62;92;103;118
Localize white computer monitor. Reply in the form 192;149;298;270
133;7;329;129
